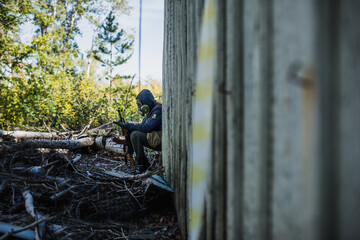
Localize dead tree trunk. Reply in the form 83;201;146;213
0;131;62;139
19;137;125;154
22;138;95;149
2;130;125;154
95;136;125;154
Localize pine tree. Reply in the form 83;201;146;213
93;10;134;105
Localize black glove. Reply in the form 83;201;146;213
113;120;126;127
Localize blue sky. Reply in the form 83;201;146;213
78;0;165;84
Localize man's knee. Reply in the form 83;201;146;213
130;131;140;142
130;131;144;143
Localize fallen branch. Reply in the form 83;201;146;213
21;137;95;149
50;186;76;200
22;190;45;240
0;216;54;240
0;135;178;239
90;122;114;131
123;180;142;208
95;136;125;154
72;154;82;163
3;130;128;156
0;130;62;140
102;167;165;181
73;119;93;138
60;124;70;132
19;136;124;154
23;190;35;218
0;222;35;240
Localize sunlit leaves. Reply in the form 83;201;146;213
0;0;141;130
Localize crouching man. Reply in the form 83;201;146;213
114;89;162;172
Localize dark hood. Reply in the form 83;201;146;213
136;89;157;109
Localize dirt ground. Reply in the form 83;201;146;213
0;138;181;240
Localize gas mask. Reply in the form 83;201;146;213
141;105;150;115
137;99;150;116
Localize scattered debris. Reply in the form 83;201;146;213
0;130;180;239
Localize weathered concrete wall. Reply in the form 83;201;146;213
337;2;360;239
242;0;273;239
270;1;319;239
162;0;360;239
162;0;204;238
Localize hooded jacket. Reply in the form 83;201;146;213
125;89;162;133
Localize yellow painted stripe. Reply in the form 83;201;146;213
195;82;213;101
193;123;210;142
197;40;216;61
190;0;216;238
201;0;216;25
190;209;202;229
191;165;207;185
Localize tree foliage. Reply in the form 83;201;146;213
92;10;134;107
0;0;145;131
94;11;133;69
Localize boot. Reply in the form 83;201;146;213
138;158;150;172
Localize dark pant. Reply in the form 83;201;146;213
127;131;161;166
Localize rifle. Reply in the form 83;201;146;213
113;109;135;168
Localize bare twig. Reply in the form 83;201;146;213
72;154;82;163
23;190;36;218
73;119;94;138
90;121;114;131
123;180;142;209
0;180;7;194
0;216;54;240
0;136;178;239
121;228;129;240
42;119;52;133
50;186;76;200
103;167;165;181
60;124;69;132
